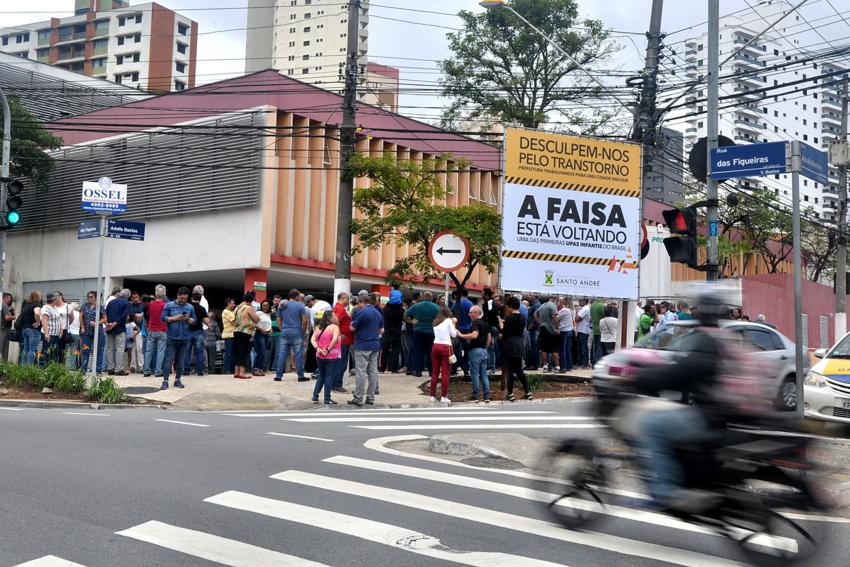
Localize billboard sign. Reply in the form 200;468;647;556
82;177;127;214
500;128;642;299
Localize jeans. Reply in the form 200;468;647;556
559;330;574;371
253;333;269;371
144;330;167;375
81;332;105;373
65;334;81;370
333;343;350;389
401;333;412;370
105;331;126;372
430;343;452;398
527;328;540;369
206;344;217;374
380;334;402;372
577;332;590;367
276;331;304;379
636;406;714;502
183;330;206;374
453;337;470;373
313;358;336;402
162;337;190;384
21;327;40;365
353;349;379;402
411;330;434;375
488;326;499;370
223;337;234;374
602;342;616;356
592;334;603;365
44;335;65;365
267;334;279;371
468;347;489;399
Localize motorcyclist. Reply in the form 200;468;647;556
633;288;729;512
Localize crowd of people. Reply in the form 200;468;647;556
1;282;761;405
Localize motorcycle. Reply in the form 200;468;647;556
535;353;835;566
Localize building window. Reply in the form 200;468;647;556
135;14;142;24
303;40;310;46
176;42;187;55
178;23;189;35
115;74;122;83
131;72;138;82
118;16;126;26
302;68;309;74
305;0;311;4
305;12;311;19
1;36;7;46
135;33;141;43
288;55;295;61
117;54;123;64
289;41;295;47
16;32;30;44
176;61;186;73
304;26;311;32
290;13;296;19
175;80;186;91
289;27;295;33
302;54;309;60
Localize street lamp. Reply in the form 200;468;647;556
478;0;633;113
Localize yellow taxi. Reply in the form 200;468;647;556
803;333;850;422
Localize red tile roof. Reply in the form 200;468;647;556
48;70;501;171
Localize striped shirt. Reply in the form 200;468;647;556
42;304;68;337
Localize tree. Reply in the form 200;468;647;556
439;0;617;130
5;96;63;190
348;152;502;293
801;216;837;284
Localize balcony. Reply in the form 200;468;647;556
734;119;764;130
685;49;697;57
56;32;86;45
734;54;765;67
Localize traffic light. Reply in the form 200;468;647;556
4;179;23;226
661;206;698;267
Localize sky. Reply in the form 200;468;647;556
4;0;850;123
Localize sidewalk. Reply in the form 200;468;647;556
115;367;594;411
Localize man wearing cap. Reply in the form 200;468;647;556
380;288;404;373
159;286;196;390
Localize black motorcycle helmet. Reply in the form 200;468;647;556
692;286;728;327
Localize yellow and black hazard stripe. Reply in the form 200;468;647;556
502;250;609;266
504;176;639;197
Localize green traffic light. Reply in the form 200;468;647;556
6;211;20;225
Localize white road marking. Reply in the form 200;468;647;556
223;407;519;417
287;415;592;423
206;491;570;567
63;412;109;417
14;556;86;567
117;520;331;567
154;419;210;428
270;470;746;567
362;436;850;525
0;407;26;411
323;455;795;551
281;410;555;417
354;424;605;430
266;432;334;442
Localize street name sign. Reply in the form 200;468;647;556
106;220;145;241
710;141;788;180
82;177;127;214
77;220;101;240
800;142;829;185
428;231;470;273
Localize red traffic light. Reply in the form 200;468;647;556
662;207;696;236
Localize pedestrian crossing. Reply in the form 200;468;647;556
16;407;848;567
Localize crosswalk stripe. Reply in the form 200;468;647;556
270;470;745;567
322;455;796;551
287;415;593;423
353;424;605;430
206;491;571;567
155;419;210;428
0;407;26;411
116;520;331;567
14;556;86;567
280;411;555;417
266;432;334;442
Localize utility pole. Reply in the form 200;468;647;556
631;0;664;149
0;87;11;299
836;78;849;340
705;0;720;281
332;0;362;300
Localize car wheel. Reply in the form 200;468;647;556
776;376;797;411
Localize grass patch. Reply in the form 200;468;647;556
527;373;546;392
0;362;125;403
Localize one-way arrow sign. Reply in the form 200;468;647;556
429;231;470;273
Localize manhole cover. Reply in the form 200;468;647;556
460;456;524;469
123;387;161;394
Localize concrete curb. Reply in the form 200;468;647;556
0;398;169;410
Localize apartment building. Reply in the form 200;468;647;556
245;0;400;111
0;0;197;93
670;0;846;221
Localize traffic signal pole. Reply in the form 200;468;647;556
0;87;11;299
836;78;848;340
705;0;720;281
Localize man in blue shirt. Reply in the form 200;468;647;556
159;286;196;390
275;289;309;382
348;295;383;406
104;288;132;376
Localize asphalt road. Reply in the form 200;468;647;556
0;399;848;567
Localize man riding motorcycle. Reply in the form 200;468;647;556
632;289;730;512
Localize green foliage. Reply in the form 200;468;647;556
7;96;63;190
348;152;503;289
526;373;546;392
87;377;126;404
0;361;123;402
439;0;616;129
